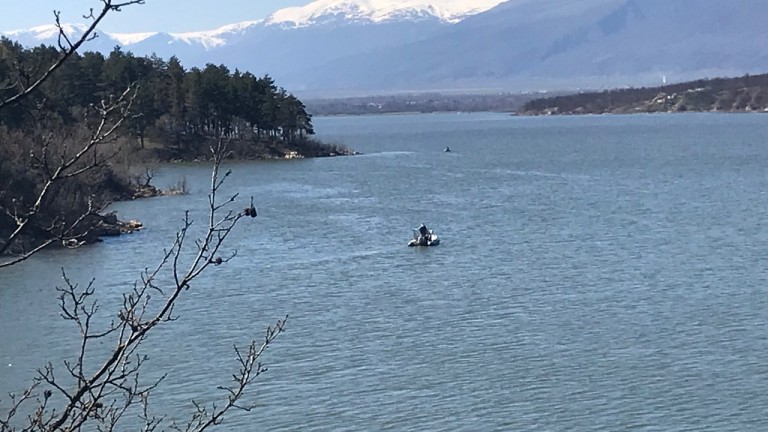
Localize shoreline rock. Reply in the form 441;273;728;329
2;149;360;257
92;215;144;238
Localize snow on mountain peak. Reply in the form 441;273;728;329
266;0;505;27
110;32;158;45
166;20;263;49
4;23;90;40
2;0;496;50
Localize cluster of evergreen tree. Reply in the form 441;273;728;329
0;36;344;254
0;37;319;159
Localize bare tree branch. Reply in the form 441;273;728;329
1;3;288;430
1;140;284;431
175;316;288;432
0;84;139;264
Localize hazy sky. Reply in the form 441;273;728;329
2;0;312;33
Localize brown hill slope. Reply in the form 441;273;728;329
520;74;768;115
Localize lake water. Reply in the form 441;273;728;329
2;112;768;431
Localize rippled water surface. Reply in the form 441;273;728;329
3;112;768;430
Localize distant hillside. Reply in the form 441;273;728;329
305;92;540;116
280;0;768;94
519;73;768;116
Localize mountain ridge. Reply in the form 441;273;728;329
265;0;504;27
3;0;504;48
4;0;768;97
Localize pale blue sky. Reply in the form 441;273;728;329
3;0;311;32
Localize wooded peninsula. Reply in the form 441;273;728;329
0;37;351;256
519;73;768;116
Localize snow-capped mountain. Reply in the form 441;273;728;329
4;23;90;41
2;0;505;83
2;0;506;93
3;19;265;53
110;20;265;49
5;0;768;96
3;0;503;49
265;0;505;27
280;0;768;94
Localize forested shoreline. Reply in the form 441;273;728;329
0;37;352;160
1;3;295;427
0;36;351;255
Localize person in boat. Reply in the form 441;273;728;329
418;224;429;238
444;146;451;152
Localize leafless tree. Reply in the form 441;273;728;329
136;167;156;188
1;2;286;430
0;85;139;267
0;0;148;267
0;141;284;431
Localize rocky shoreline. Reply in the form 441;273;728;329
62;151;359;248
2;150;360;256
81;184;187;245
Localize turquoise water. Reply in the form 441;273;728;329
2;112;768;430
